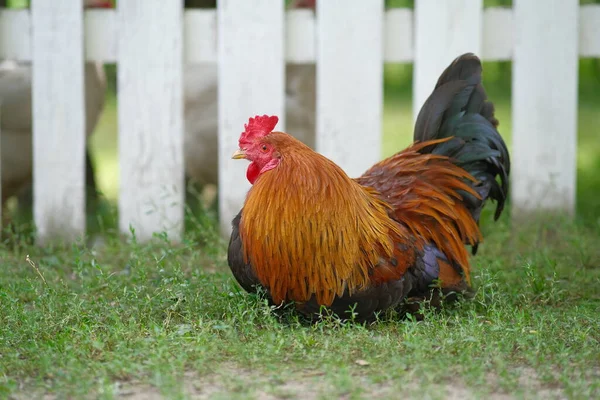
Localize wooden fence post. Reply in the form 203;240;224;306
118;0;185;242
413;0;483;122
31;0;86;243
512;0;579;216
316;0;384;177
217;0;285;236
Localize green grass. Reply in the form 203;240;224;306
2;61;600;398
1;213;599;399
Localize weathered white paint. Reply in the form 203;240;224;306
512;0;579;215
316;0;383;177
185;10;217;64
85;8;117;63
31;0;86;242
580;4;600;58
286;9;315;64
2;8;600;63
385;8;413;63
118;0;184;242
413;0;483;121
482;7;513;61
217;0;285;236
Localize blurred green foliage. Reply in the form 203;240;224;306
5;0;27;7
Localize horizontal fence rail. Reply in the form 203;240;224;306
0;1;598;242
2;6;600;63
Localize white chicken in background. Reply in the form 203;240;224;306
0;0;111;211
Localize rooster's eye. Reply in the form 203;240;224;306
261;145;268;152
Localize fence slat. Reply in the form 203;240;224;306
512;0;579;216
316;0;383;177
217;0;285;236
2;8;600;63
31;0;85;243
118;0;184;242
413;0;483;121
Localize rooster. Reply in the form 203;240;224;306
227;53;510;321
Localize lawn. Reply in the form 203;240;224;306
1;60;599;399
1;210;599;399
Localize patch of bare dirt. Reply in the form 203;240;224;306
12;365;571;400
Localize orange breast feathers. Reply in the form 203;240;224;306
238;135;406;306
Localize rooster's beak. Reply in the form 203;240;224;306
232;149;246;160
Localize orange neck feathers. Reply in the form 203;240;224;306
239;133;401;306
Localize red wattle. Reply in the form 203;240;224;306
246;162;260;184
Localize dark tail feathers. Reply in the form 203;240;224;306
414;53;510;252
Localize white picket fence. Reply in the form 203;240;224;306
0;0;599;243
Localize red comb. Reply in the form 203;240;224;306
240;115;279;143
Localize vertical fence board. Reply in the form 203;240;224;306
118;1;184;242
217;0;285;236
413;0;482;121
512;0;578;216
31;0;85;243
316;0;383;177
